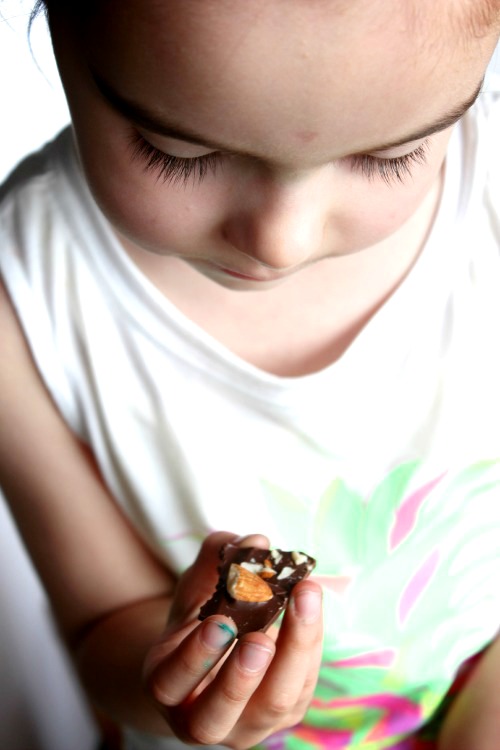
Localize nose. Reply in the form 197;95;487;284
221;170;329;270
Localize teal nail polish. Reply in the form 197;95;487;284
201;620;236;651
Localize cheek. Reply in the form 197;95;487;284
74;131;220;253
353;134;452;246
342;167;442;249
363;189;420;235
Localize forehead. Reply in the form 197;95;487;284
78;0;497;162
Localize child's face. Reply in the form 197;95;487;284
51;0;498;290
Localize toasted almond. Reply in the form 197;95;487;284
259;569;276;579
226;563;274;602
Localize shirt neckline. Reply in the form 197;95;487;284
56;117;469;405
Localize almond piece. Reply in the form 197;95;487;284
259;558;276;579
259;569;276;579
226;563;274;602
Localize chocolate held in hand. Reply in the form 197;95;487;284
199;544;316;635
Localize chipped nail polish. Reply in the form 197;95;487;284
201;620;236;651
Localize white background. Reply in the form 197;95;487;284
1;0;69;178
1;3;500;750
0;3;96;750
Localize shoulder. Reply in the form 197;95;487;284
0;127;75;234
476;85;500;228
0;127;79;276
0;127;73;198
0;128;85;436
0;126;86;307
475;74;500;165
457;81;500;231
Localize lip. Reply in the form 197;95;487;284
218;266;267;281
213;264;287;283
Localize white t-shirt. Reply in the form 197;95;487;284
2;86;500;749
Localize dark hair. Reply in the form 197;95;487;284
29;0;103;27
30;0;47;20
29;0;48;31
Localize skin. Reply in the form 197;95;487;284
47;0;498;378
0;0;499;747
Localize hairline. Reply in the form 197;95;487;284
405;0;500;41
31;0;500;35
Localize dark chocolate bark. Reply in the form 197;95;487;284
198;544;316;635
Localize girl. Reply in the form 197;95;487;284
1;1;500;748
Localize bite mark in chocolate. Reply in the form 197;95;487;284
198;544;316;635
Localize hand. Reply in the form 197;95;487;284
438;639;500;750
143;531;323;749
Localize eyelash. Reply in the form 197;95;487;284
351;142;430;184
130;132;222;185
130;132;430;187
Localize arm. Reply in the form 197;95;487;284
438;637;500;750
0;279;324;747
0;278;177;731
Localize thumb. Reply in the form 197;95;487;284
167;531;238;628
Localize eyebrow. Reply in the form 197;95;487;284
91;70;484;157
369;79;484;152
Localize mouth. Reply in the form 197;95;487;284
212;263;290;283
218;266;269;281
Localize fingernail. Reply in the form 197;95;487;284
292;590;322;624
201;620;236;651
238;642;273;673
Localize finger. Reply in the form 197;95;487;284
168;532;270;628
235;533;270;549
147;615;238;707
178;632;275;746
230;583;322;748
236;633;323;750
251;581;323;718
282;616;324;722
168;531;239;626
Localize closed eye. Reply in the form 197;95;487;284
130;130;430;188
129;131;224;185
350;140;430;185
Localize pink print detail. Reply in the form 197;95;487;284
330;648;396;669
363;693;421;741
262;691;425;749
390;473;447;550
398;549;440;626
293;726;354;749
308;692;423;744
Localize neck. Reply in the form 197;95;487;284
115;169;443;376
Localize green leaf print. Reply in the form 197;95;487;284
260;481;312;550
362;461;422;567
261;458;500;689
314;479;365;573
